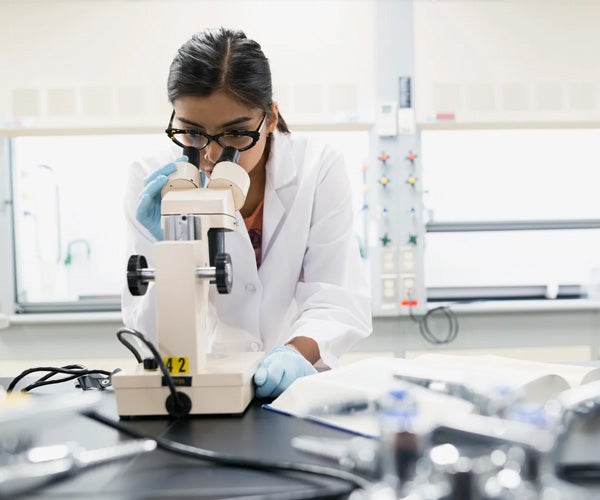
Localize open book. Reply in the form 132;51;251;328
264;354;600;437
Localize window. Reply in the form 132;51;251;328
7;130;370;313
10;133;168;312
421;128;600;299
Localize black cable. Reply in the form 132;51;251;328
116;327;181;408
7;367;113;393
409;305;459;344
20;363;86;392
84;409;373;493
115;329;144;363
34;364;85;381
23;374;82;392
215;488;352;500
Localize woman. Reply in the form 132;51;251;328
122;27;372;398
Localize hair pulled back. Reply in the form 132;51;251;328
168;27;289;133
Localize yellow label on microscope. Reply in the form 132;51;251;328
164;356;189;374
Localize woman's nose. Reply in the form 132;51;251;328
204;141;223;164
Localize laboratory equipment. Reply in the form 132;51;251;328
377;387;422;490
112;146;264;417
291;435;379;475
1;391;100;445
0;391;157;498
0;438;156;498
375;102;398;137
393;372;520;417
290;373;600;499
369;50;427;321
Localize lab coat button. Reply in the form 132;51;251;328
245;283;256;293
250;342;260;352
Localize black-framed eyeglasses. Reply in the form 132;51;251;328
165;111;267;152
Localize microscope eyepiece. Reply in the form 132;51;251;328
216;146;240;165
182;146;200;168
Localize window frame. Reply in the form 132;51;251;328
1;125;373;316
2;131;147;315
420;125;600;302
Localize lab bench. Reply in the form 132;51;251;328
3;376;600;499
1;379;364;499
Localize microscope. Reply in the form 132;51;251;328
113;147;264;417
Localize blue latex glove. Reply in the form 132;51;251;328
254;346;318;398
135;157;186;240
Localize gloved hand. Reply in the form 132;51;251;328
135;156;186;240
254;346;317;398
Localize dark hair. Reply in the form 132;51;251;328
168;27;289;133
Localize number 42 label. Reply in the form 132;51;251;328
164;356;189;374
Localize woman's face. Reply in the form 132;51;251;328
172;91;278;178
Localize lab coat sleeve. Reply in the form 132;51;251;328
287;149;372;368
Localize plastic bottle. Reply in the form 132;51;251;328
377;385;421;491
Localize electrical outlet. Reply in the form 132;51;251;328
399;273;419;308
401;248;415;272
402;275;415;299
382;250;396;273
382;278;397;301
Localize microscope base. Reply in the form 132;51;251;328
112;352;264;417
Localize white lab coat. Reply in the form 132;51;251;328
122;130;372;368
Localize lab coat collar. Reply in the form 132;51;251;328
266;130;296;191
262;130;297;260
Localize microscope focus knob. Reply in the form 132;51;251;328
127;254;149;296
215;253;233;294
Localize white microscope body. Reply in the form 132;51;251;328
113;147;264;417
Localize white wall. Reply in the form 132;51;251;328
0;0;375;129
414;0;600;125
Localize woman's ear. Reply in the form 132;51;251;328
267;101;279;133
